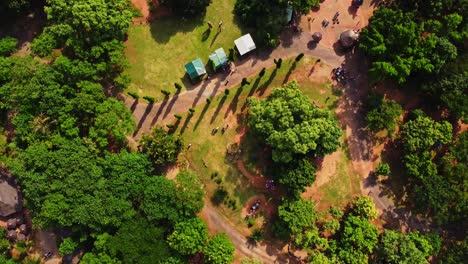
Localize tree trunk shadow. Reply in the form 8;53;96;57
224;86;244;118
210;95;228;124
241;77;262;111
150;97;169;127
180;113;194;134
133;103;154;137
193;102;211;131
282;62;297;84
163;90;181;118
258;69;278;96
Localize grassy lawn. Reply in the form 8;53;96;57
125;0;243;101
318;139;362;208
168;57;348;232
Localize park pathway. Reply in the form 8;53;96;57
125;0;397;262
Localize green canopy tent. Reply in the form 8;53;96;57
185;58;206;81
208;48;228;71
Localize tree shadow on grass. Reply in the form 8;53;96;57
258;69;278;96
133;103;154;137
130;99;139;113
180;113;194;134
149;15;204;44
224;86;245;118
201;28;211;41
210;95;228;124
168;119;181;134
150;97;169;127
282;62;297;84
193;102;211;131
210;30;221;47
192;80;211;107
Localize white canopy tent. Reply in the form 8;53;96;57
234;34;256;56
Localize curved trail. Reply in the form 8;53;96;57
125;0;390;262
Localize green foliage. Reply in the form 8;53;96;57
247;81;341;163
140;127;184;166
161;89;171;97
349;196;378;220
235;0;318;47
174;170;205;217
224;89;230;96
375;162;391;176
274;58;283;68
0;235;10;256
422;72;468;122
366;99;402;135
278;199;317;235
0;37;18;56
141;176;180;222
189;108;195;113
360;8;455;83
376;230;437;263
206;98;212;104
276;158;316;197
401;115;452;152
174;114;182;119
160;0;211;17
143;95;155;104
249;229;264;243
31;31;56;57
59;237;78;256
228;48;236;62
127;91;139;99
167;217;208;255
204;233;235;264
241;77;250;86
0;0;29;14
337;215;378;263
174;83;182;90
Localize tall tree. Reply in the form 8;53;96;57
204;234;235;264
174;170;205;218
140;127;184;167
247;81;341;163
167;217;209;255
278;199;317;235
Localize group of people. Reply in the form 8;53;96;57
265;179;276;191
332;12;340;25
246;199;261;218
211;124;229;135
333;66;347;84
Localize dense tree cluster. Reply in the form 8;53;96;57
360;0;465;84
160;0;211;17
248;81;341;196
235;0;319;46
365;95;402;135
0;0;235;263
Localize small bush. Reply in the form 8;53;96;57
128;91;139;99
189;108;196;114
259;67;266;77
375;162;391;176
212;188;228;205
143;96;155;104
241;78;250;86
215;178;223;184
206;98;212;104
211;172;218;179
174;114;183;119
161;89;171;96
0;36;18;56
174;83;182;90
166;124;175;129
247;218;255;228
224;89;230;96
295;53;304;62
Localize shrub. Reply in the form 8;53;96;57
259;67;266;77
224;89;230;96
166;124;175;129
143;96;155;104
206;98;212;104
212;188;228;205
241;78;250;86
247;218;255;228
375;162;391;176
295;53;304;62
0;37;18;56
128;91;139;99
215;178;222;184
211;172;218;179
174;83;182;90
161;89;171;96
59;238;77;256
174;114;183;119
189;108;196;114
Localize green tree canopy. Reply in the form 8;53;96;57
337;215;378;263
140;127;184;167
349;196;378;220
174;170;205;217
204;233;235;264
366;99;402;135
247;81;341;163
167;217;209;255
401;115;452;152
278;199;317;235
0;37;18;56
276;158;316;197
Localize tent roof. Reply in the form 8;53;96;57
340;30;358;47
209;48;228;69
234;34;256;56
312;32;322;41
185;58;206;80
0;181;20;217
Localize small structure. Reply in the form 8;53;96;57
0;181;21;217
285;6;293;24
208;48;228;71
185;58;206;81
17;234;26;241
352;0;364;7
312;32;323;42
7;219;16;230
6;230;16;241
340;30;359;48
234;34;256;56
